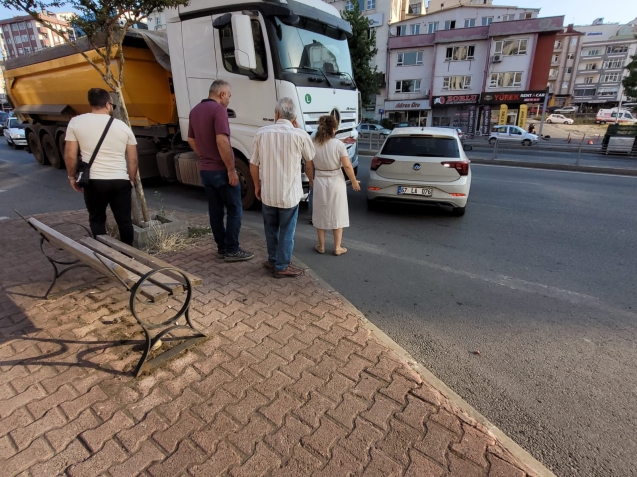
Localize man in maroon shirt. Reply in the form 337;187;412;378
188;80;253;261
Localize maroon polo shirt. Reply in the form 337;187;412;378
188;99;234;171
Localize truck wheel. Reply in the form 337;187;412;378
58;133;66;161
42;134;63;169
27;131;48;165
235;159;256;210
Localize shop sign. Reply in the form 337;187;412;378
482;105;492;135
432;94;480;106
481;91;546;105
518;104;528;129
498;104;508;125
384;99;430;110
367;13;383;27
467;105;476;135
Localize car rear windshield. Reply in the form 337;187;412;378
381;136;460;158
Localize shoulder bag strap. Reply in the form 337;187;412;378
86;116;115;169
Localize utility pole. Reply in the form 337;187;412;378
538;86;550;138
615;82;624;124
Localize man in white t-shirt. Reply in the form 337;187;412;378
64;88;138;245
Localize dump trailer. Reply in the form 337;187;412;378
5;0;361;209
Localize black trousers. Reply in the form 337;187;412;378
83;179;134;245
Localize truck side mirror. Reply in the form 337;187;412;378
231;15;257;70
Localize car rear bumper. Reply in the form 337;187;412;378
367;170;470;208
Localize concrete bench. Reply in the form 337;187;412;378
24;216;206;377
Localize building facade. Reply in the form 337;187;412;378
0;13;73;60
386;6;561;132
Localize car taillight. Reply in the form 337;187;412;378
370;157;395;171
441;161;469;175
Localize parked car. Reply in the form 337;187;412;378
546;114;574;125
3;117;27;147
437;126;466;144
553;105;578;114
366;127;471;216
595;108;637;124
488;125;538;146
357;123;392;139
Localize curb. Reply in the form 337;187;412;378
289;251;557;477
358;149;637;176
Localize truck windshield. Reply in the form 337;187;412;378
273;17;353;80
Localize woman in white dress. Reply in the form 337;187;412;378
306;115;360;256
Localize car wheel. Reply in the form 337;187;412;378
235;158;256;210
451;206;466;217
522;139;532;146
488;137;497;145
546;119;552;123
6;138;14;148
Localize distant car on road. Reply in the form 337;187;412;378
367;127;471;216
546;114;574;125
0;112;10;132
488;125;538;146
437;126;466;144
553;106;578;114
357;123;392;139
3;117;26;148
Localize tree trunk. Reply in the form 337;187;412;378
112;86;150;224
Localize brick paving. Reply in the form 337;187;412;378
0;209;546;476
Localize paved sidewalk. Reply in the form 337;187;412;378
0;210;550;477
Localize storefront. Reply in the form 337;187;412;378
383;99;431;127
431;94;480;135
479;90;547;134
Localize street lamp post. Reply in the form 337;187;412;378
615;82;624;125
538;86;550;138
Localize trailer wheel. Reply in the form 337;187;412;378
57;133;66;161
42;134;63;169
27;131;48;165
235;159;256;210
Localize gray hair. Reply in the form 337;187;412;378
209;79;230;95
276;97;296;121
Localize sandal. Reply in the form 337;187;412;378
334;247;348;256
315;245;325;254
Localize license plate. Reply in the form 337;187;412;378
398;186;433;196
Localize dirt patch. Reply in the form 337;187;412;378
528;119;608;142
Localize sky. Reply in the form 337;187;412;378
0;0;636;26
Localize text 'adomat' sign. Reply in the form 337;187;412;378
481;91;546;105
432;94;480;106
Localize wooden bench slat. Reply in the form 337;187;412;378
81;238;184;295
28;218;168;303
96;234;203;287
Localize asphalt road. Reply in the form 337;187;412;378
2;145;637;477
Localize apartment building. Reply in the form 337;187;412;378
0;13;72;60
548;19;637;111
386;5;561;132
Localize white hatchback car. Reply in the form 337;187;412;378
366;127;471;216
3;117;26;147
546;114;574;125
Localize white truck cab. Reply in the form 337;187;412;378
164;0;359;204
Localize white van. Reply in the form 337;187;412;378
596;108;637;124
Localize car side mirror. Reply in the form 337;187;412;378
231;15;257;70
463;144;473;151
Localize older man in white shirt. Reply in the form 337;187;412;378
250;98;315;278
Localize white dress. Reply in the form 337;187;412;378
311;138;349;230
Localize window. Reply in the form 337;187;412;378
18;47;23;54
598;86;619;96
14;36;21;43
11;24;18;31
566;67;572;74
219;19;267;77
582;49;600;56
443;75;472;90
18;22;25;30
464;19;476;28
345;1;353;11
396;25;407;36
567;53;574;59
549;68;559;78
156;17;161;25
24;46;31;52
552;55;560;63
444;20;456;30
445;45;475;61
606;45;628;54
604;59;623;69
30;35;34;40
603;73;620;82
395;79;421;93
584;63;597;70
570;38;577;46
397;51;423;66
22;35;28;42
482;16;493;26
409;4;421;14
489;71;523;88
519;12;532;19
428;22;438;33
368;26;376;40
584;76;594;84
367;0;376;9
574;87;595;96
554;41;562;49
494;39;528;56
381;136;460;158
6;37;11;44
561;81;569;90
410;24;420;35
503;14;516;21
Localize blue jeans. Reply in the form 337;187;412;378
262;204;299;272
200;170;242;254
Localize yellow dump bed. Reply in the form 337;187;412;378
4;31;176;127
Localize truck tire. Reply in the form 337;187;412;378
235;159;256;210
27;131;48;165
42;133;63;169
57;132;66;161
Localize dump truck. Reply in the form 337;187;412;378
4;0;360;208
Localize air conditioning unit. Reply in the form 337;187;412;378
492;54;502;63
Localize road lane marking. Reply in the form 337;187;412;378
475;178;542;186
0;216;9;221
472;163;637;179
